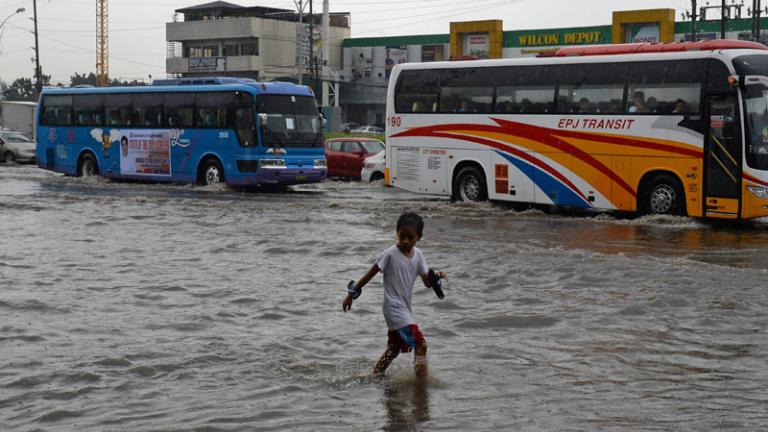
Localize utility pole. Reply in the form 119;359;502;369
701;1;742;40
684;0;699;41
751;0;766;41
294;0;307;85
692;0;698;41
753;0;759;40
722;0;727;39
32;0;42;97
309;0;314;86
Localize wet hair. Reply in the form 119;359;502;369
396;212;424;238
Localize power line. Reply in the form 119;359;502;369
351;0;514;35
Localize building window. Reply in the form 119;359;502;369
223;44;239;57
241;40;259;56
188;45;219;58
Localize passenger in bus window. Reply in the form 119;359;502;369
672;98;687;114
578;97;591;114
520;98;533;113
499;101;515;113
608;99;622;113
456;99;472;113
628;91;647;113
647;97;659;113
557;95;570;113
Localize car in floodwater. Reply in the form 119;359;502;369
325;137;384;179
360;150;385;182
0;130;36;163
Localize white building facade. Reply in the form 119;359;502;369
166;1;349;83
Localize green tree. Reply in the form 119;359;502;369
109;78;147;87
3;75;51;101
68;72;146;87
69;72;97;87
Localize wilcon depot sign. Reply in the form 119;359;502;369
504;26;612;55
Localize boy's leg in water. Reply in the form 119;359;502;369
414;345;428;378
373;346;400;376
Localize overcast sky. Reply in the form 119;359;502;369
0;0;690;85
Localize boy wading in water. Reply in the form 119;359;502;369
342;212;446;377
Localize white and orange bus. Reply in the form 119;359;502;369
385;40;768;220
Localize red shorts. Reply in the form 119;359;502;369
387;324;427;353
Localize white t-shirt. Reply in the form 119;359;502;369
375;245;429;330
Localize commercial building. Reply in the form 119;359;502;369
166;1;350;82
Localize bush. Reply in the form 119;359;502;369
324;131;385;141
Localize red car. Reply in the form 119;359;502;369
325;137;385;179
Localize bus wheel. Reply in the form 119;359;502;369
640;174;684;216
200;158;225;185
78;153;98;177
454;166;487;202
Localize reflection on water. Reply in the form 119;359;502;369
1;164;767;431
382;375;431;432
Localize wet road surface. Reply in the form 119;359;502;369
1;163;767;431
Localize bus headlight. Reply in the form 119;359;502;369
314;159;327;169
259;159;286;168
747;185;768;199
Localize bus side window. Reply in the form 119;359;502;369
41;95;73;126
105;93;132;127
131;93;162;127
196;92;234;128
554;63;625;115
626;60;705;115
163;93;194;128
395;70;440;114
73;94;105;126
439;68;493;114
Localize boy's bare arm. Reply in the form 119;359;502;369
342;264;380;312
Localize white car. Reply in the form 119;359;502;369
360;150;385;182
0;130;36;164
350;125;383;135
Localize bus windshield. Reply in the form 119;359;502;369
258;95;322;148
743;84;768;170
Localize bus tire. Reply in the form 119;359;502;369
199;158;225;186
2;151;14;163
453;166;487;202
78;153;98;177
639;174;685;216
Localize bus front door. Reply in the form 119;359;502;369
704;94;742;218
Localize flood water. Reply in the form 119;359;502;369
1;163;767;431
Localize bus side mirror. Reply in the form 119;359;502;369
258;113;268;128
320;115;327;128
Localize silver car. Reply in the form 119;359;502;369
0;130;36;163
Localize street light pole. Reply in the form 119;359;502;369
0;7;26;33
33;0;42;96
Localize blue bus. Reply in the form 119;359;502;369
35;77;327;186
